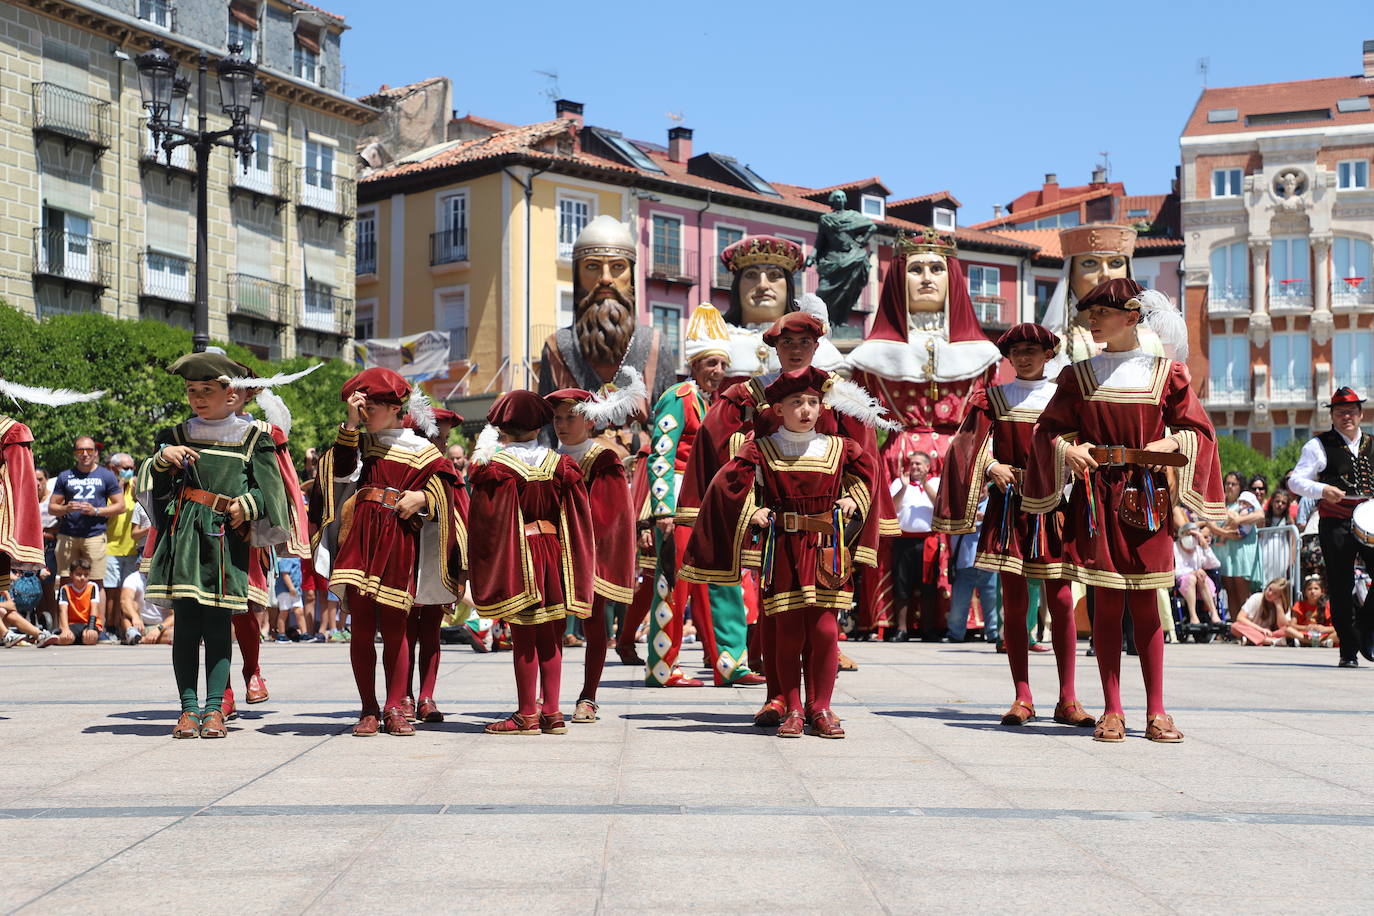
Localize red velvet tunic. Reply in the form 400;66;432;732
0;417;44;592
572;442;635;604
682;434;880;614
1022;356;1225;590
934;382;1066;578
849;370;978;479
317;426;466;612
246;421;312;607
468;448;596;624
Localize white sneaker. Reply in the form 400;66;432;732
35;630;59;648
2;631;26;648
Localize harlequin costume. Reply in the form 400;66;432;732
683;367;881;738
545;385;637;722
1021;280;1224;742
934;323;1095;728
137;352;293;739
312;367;467;737
468;390;596;735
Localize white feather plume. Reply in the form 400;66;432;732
255;389;292;438
1136;288;1189;363
227;362;324;389
794;293;831;336
407;386;438;439
578;365;647;430
471;424;500;464
0;378;105;407
825;376;900;431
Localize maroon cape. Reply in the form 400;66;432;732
0;418;44;592
574;442;635;604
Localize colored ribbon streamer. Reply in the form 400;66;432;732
1083;470;1098;537
998;483;1015;552
760;515;776;589
1142;469;1158;532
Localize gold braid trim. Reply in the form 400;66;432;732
932;434;992;535
1172;429;1226;523
1022;433;1078;514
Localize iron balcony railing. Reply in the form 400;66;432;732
228;273;290;324
1204;377;1251;407
1207;284;1251;314
139;249;193;302
1268;374;1312;403
32;228;111;287
139;119;194;170
447;326;469;361
233;153;291;200
356;236;377;275
430;228;468;265
137;0;176;31
1268;279;1312;310
973;296;1007;327
1332;277;1374;309
31;82;112;150
295;168;355;216
295;289;354;337
649;247;697;283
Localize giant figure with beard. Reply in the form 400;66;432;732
538;215;674;433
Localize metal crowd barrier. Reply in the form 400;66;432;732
1255;524;1301;591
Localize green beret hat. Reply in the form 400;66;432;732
166;352;251;382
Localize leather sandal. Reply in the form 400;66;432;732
172;711;201;739
245;673;269;704
484;712;541;735
401;696;416;722
663;670;704;687
754;697;786;728
198;709;227;739
383;707;415;736
809;708;846;739
1092;712;1127;743
222;687;238;721
572;699;599;723
777;710;805;738
353;713;381;737
837;652;858;672
1052;700;1096;727
1144;714;1184;743
539;712;568;735
416;697;443;723
1000;700;1036;726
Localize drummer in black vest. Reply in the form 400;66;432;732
1287;387;1374;668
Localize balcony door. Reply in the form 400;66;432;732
239;131;274;195
41;208;90;279
302;140;335;211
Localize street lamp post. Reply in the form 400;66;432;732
135;41;264;352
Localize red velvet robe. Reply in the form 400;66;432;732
934;382;1066;578
572;442;635;604
0;417;44;592
682;434;880;614
1022;358;1225;590
468;449;596;624
246;421;312;607
316;426;466;612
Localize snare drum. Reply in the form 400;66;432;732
1353;500;1374;548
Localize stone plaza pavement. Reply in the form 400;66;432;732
1;637;1371;914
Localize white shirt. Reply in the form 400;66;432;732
122;570;167;625
186;414;252;444
767;427;830;459
890;475;940;533
1288;429;1364;500
557;439;596;463
1173;539;1220;575
503;437;549;467
1089;347;1155;389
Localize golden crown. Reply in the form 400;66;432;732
720;236;803;274
896;228;956;258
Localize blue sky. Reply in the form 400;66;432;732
328;0;1373;222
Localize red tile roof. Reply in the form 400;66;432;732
803;176;892;198
288;0;345;23
453;113;520;133
890;190;962;208
983;228;1064;259
968;187;1116;230
1183;75;1374;137
1006;181;1125;213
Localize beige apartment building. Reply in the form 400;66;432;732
0;0;372;359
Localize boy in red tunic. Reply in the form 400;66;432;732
468;391;596;735
935;323;1095;729
545;386;637;723
314;368;467;737
683;367;881;738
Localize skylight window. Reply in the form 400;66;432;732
1337;97;1372;113
1245;109;1332;126
710;154;779;197
586;127;664;174
1207;108;1238;123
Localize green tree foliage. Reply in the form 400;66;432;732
0;304;354;472
1216;434;1307;489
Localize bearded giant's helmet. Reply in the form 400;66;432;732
868;228;985;344
572;215;636;262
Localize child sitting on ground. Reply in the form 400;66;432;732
57;558;103;645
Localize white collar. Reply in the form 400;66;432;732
1009;376;1050;391
504;437;549;466
187;414;251;444
558;439;596;461
375;427;430;452
772;426;820;445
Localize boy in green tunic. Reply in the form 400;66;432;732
138;352;292;739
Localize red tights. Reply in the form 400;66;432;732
511;620;563;716
618;576;651;654
769;608;839;715
1000;576;1077;706
232;611;261;684
348;592;409;716
1093;587;1166;718
406;604;444;701
580;596;610;702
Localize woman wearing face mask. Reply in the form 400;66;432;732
1173;523;1222;631
1209;471;1264;623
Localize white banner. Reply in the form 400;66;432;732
352;330;452;382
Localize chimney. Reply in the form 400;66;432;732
668;126;693;164
1364;39;1374;78
992;204;1004;218
1091;166;1107;184
554;99;584;126
1042;172;1059;204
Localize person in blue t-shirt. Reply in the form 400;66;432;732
49;437;125;594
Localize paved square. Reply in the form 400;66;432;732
1;638;1371;914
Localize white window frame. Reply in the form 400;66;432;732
556;191;596;261
966;264;1001;323
227;16;256;61
40;207;92;279
932;206;956;230
556;286;574;328
1269;331;1311;400
434;285;470;361
232;130;274;194
1212;168;1243;198
1208;240;1249;310
137;0;173;30
434;190;469;263
650;212;683;276
1337;159;1369;191
1333;329;1374;391
1332;235;1374;307
1207;334;1250;404
713;222;746;288
301;139;335;211
860;194;885;220
293;41;319;84
355;207;377;276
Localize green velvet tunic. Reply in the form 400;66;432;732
138;417;292;612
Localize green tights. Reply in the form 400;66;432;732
171;599;233;714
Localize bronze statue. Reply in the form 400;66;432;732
808;189;876;326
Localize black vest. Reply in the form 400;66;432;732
1316;429;1374;494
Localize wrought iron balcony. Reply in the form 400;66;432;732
233;153;290;201
1268;375;1312;404
649;248;697;284
1332;276;1374;310
296;168;355;217
31;83;112;152
1204;377;1251;407
356;237;377;275
447;326;469;361
139;119;194;171
1268;279;1312;312
1207;285;1251;315
973;296;1008;328
32;228;111;288
295;288;353;337
430;229;468;266
228;273;290;324
139;250;193;302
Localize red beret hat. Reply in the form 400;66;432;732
544;388;593;407
487;389;553;430
996;322;1061;356
762;311;825;346
764;366;832;406
341;367;410;404
1075;278;1145;312
1326;386;1366;408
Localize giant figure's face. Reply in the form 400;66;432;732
573;255;636;367
1069;253;1129;301
739;264;789;325
905;253;948;314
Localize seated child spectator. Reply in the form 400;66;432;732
122;569;174;645
274;552;305;641
57;558;103;645
1291;575;1336;648
1174;522;1222;626
1230;577;1303;646
1;589;60;647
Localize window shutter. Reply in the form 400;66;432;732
230;0;258;29
145;188;189;255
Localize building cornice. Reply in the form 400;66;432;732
1182;122;1374;149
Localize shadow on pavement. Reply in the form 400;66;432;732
874;708;1083;734
254;722;351;737
619;711;759;734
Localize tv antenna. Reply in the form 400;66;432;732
1197;57;1209;88
1098;151;1111;180
534;69;561;101
666;110;685;123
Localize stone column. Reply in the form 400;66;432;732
1248;239;1271;346
1310;235;1333;345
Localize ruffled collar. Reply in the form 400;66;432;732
374;427;429;453
186;414;251;444
558;438;596;462
504;436;549;467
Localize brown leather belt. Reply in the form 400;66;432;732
780;511;833;534
1088;447;1188;468
523;520;557;537
181;487;237;513
357;486;405;510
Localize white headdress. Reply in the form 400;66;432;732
1133;289;1189;363
682;305;732;364
407;386;438;439
577;365;646;430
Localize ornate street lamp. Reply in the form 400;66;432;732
134;40;261;352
